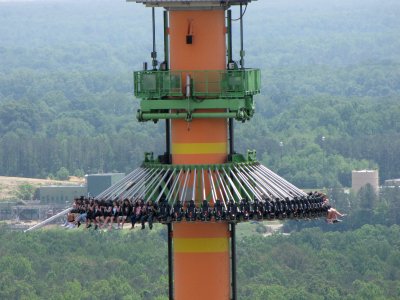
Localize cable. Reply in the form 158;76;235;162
232;4;247;21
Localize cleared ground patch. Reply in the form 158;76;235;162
0;176;84;201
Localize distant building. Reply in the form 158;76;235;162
34;173;126;204
0;202;14;220
384;178;400;187
352;170;379;194
86;173;125;197
37;185;87;204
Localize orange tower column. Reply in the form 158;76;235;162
170;9;228;166
169;9;231;300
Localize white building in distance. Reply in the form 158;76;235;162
352;170;379;194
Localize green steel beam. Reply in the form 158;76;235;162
137;97;254;122
141;154;257;171
140;98;252;111
137;111;250;122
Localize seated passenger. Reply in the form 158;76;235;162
213;199;226;221
247;199;255;220
273;198;283;219
65;212;76;229
200;200;212;222
102;201;113;229
121;199;132;229
292;197;301;218
158;199;171;223
239;198;251;221
185;200;197;222
94;200;103;230
307;194;317;217
110;200;121;229
253;199;264;220
302;196;312;218
279;198;288;219
326;207;346;223
263;197;273;219
74;198;88;228
130;199;143;229
323;198;346;224
172;200;184;222
65;197;82;228
227;199;239;221
141;200;157;230
310;193;323;217
298;196;308;217
86;200;95;229
284;197;294;218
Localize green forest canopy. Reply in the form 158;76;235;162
0;224;399;300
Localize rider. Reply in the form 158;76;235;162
323;198;346;223
158;199;171;223
141;200;157;230
227;199;239;221
185;200;197;222
172;200;184;222
200;200;212;221
213;199;226;221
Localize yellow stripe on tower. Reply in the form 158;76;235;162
172;142;227;155
174;237;229;253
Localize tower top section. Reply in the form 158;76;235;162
131;0;255;9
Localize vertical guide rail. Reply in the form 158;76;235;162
166;120;171;164
227;10;233;64
164;10;169;70
164;10;171;164
227;10;235;158
230;223;237;300
239;4;245;69
168;223;174;300
152;7;157;69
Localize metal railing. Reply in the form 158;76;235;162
134;70;182;99
134;68;261;99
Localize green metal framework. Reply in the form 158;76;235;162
142;150;257;170
133;68;261;122
134;70;182;99
134;69;260;99
94;150;308;218
136;97;254;122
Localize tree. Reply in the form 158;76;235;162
14;183;35;200
55;167;69;181
383;186;400;225
358;184;377;211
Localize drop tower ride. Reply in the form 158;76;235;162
133;1;258;299
24;1;328;298
110;0;312;299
